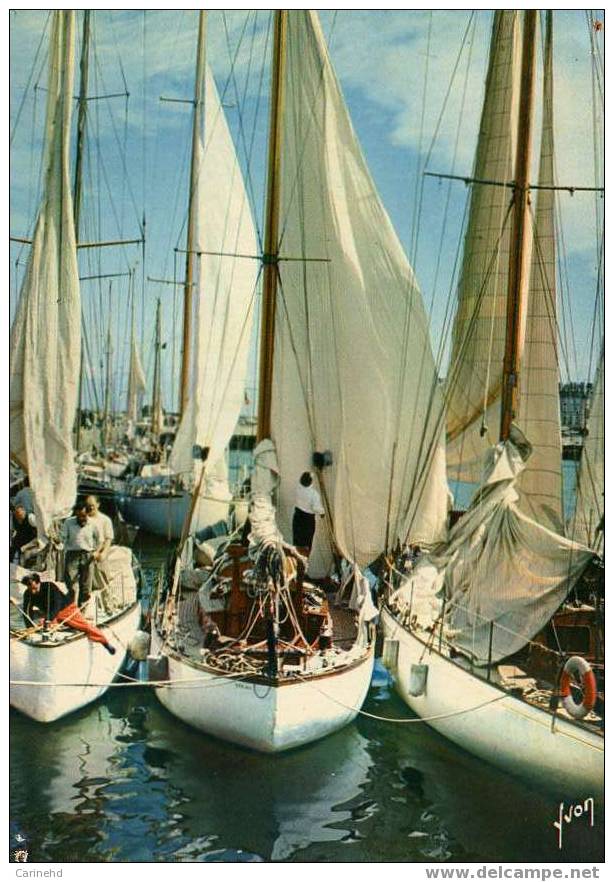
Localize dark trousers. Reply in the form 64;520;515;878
64;551;94;605
292;508;316;552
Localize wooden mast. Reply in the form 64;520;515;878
257;10;288;443
179;10;207;417
151;297;162;438
500;9;537;441
73;10;91;452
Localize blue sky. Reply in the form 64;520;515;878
9;8;604;414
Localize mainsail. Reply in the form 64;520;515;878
9;11;80;537
169;66;258;489
126;329;146;433
571;350;604;551
515;12;563;531
446;11;522;482
271;10;449;575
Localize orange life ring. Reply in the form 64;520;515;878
560;656;597;720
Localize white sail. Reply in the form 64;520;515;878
271;10;449;575
169;66;257;490
9;11;79;537
126;330;146;431
571;350;604;550
515;13;563;532
446;11;523;482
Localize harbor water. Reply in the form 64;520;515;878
9;461;603;863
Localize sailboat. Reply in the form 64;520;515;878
9;10;142;724
149;9;448;752
116;13;255;541
381;10;604;795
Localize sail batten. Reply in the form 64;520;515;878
9;10;80;537
271;10;448;575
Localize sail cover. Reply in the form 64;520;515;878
169;66;258;484
446;11;522;482
515;12;563;532
391;439;594;665
271;10;449;575
9;11;80;537
571;350;604;551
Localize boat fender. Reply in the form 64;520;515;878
408;663;428;697
382;638;399;671
147;653;169;683
560;656;597;720
128;630;151;662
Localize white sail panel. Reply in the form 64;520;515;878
446;11;523;482
571;351;604;550
9;11;79;537
169;66;258;485
271;10;449;574
516;13;563;532
126;331;146;430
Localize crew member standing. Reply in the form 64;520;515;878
292;472;325;554
20;573;115;653
62;503;102;605
85;496;114;560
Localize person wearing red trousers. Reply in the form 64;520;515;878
20;573;116;654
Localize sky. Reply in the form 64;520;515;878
8;7;605;415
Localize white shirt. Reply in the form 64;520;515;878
62;517;101;552
295;483;325;516
89;511;114;543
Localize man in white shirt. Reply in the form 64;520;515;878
85;495;114;560
292;471;325;553
62;503;102;604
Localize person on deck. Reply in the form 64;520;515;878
85;496;114;560
62;503;103;605
10;504;37;562
20;573;115;653
292;471;325;554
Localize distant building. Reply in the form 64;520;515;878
559;382;593;431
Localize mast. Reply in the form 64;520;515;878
500;9;537;441
73;10;91;451
151;297;162;438
103;281;113;449
257;10;288;443
178;10;206;417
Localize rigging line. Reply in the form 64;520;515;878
243;13;272;255
402;201;515;537
390;13;475;539
552;157;577;381
173;9;252;249
221;10;265;251
585;231;604;388
90;39;143;244
10;10;52;145
408;10;432;269
391;15;477;542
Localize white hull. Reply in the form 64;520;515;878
151;626;374;752
381;606;604;796
10;602;142;723
118;490;228;540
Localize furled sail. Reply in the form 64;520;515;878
169;66;258;486
446;11;522;482
126;330;146;433
391;439;594;665
270;10;449;575
571;350;604;551
515;12;563;532
9;11;79;537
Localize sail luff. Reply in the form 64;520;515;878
515;11;564;531
271;10;449;574
446;11;522;481
9;10;80;536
